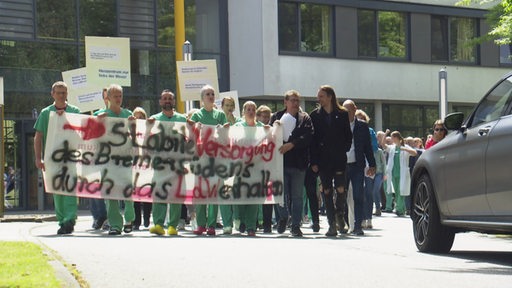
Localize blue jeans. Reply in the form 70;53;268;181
363;175;374;220
346;164;365;230
90;198;107;220
371;173;384;211
277;167;305;228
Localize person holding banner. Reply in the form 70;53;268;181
256;105;276;233
309;85;352;237
147;90;188;236
219;96;241;234
132;107;152;231
93;84;135;236
90;87;109;231
34;81;81;235
269;90;314;237
234;101;263;236
189;85;228;236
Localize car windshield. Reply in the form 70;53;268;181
469;75;512;127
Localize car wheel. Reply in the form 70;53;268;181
412;174;455;253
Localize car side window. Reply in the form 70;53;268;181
469;77;512;127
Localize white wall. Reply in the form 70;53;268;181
228;0;265;95
275;57;510;103
228;0;510;104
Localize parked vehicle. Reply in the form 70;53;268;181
411;72;512;253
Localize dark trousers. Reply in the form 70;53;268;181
304;166;319;224
345;163;365;231
262;204;273;229
134;201;152;227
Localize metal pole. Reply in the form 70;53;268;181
183;40;193;112
175;0;186;114
439;67;448;119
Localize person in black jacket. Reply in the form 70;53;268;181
269;90;314;237
310;85;352;236
342;100;376;236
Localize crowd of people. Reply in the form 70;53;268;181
33;81;447;237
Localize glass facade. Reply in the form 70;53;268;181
431;15;477;63
278;2;333;54
0;0;228;210
358;10;408;59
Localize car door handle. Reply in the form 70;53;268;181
478;127;490;136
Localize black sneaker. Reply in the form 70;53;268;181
108;228;122;235
351;229;364;236
325;226;337;237
57;223;74;235
312;222;320;232
239;223;246;234
96;217;107;229
92;220;99;230
263;225;272;234
277;219;287;234
291;226;303;237
123;223;133;233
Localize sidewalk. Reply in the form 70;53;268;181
0;210;57;223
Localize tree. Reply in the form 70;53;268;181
458;0;512;45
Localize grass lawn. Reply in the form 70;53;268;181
0;241;62;287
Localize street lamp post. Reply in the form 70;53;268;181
183;40;192;61
439;67;448;119
183;40;193;112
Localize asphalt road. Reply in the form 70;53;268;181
1;212;511;288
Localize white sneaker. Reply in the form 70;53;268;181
223;226;232;235
234;219;241;231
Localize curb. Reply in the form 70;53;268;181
0;215;58;223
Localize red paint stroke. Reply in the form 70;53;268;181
63;118;106;140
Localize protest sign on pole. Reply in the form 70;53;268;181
62;68;104;113
85;36;131;87
176;59;219;101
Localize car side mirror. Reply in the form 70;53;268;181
444;112;464;130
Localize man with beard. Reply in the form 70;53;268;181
148;89;188;236
309;85;352;236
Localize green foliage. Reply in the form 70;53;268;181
458;0;512;45
0;241;62;287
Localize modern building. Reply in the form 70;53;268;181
0;0;509;210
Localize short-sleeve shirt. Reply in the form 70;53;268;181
190;107;227;125
34;103;81;149
150;111;187;123
235;120;263;127
93;108;133;118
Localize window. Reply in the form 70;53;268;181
278;2;333;54
470;76;512;127
37;0;77;40
383;104;438;139
358;10;408;59
500;44;512;65
431;15;477;63
79;0;117;40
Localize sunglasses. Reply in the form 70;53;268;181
434;128;444;132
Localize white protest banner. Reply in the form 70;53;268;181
43;112;284;205
176;59;219;101
85;36;131;87
62;68;104;113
